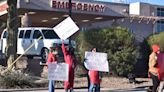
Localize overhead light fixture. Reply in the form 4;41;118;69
63;14;69;17
25;0;30;3
51;17;59;20
28;12;36;15
82;20;89;22
95;17;103;20
41;20;48;22
18;15;24;17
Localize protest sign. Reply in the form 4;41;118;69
53;17;79;40
48;63;68;81
84;51;109;72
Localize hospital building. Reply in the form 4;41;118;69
0;0;164;43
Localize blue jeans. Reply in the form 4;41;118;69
89;83;100;92
49;80;55;92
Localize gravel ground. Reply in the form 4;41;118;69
72;77;152;90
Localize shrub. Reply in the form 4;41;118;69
0;70;36;89
147;32;164;52
75;27;139;76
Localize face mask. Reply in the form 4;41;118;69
52;51;58;55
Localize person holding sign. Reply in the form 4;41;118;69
46;43;59;92
62;40;76;92
88;48;101;92
148;44;160;92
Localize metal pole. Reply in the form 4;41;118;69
69;0;72;17
69;0;72;47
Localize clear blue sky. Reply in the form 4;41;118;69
95;0;164;5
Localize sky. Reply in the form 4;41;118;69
96;0;164;5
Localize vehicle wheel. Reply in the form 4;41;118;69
41;48;49;61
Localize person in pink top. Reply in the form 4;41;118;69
61;40;76;92
89;48;101;92
46;43;59;92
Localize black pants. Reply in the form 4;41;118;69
149;72;160;92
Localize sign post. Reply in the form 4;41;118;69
69;0;72;47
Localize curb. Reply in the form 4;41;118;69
0;88;48;92
0;87;148;92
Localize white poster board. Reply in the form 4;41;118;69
48;63;69;81
53;17;79;40
84;51;109;72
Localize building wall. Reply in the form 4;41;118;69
84;18;153;43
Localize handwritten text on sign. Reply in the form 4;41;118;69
84;51;109;72
48;63;69;81
53;17;79;40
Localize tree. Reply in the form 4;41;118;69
147;32;164;52
76;27;139;76
6;0;18;70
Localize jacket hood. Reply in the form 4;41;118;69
152;44;160;53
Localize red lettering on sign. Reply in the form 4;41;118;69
95;5;99;12
66;2;69;9
77;3;82;11
57;1;64;9
88;4;94;12
83;4;88;11
72;3;76;10
51;0;105;13
52;1;57;8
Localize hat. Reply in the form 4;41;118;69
50;43;58;49
151;44;160;53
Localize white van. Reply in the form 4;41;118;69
1;27;75;60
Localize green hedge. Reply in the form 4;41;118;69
75;27;139;76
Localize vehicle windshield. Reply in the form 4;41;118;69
42;29;59;39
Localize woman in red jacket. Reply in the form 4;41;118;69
148;44;160;92
89;48;101;92
62;41;76;92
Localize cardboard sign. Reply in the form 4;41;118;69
53;17;79;40
48;63;69;81
84;51;109;72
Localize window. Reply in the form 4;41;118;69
24;30;31;39
157;23;164;33
3;31;7;38
33;30;42;39
157;8;164;32
19;30;24;38
42;29;59;39
157;8;164;17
